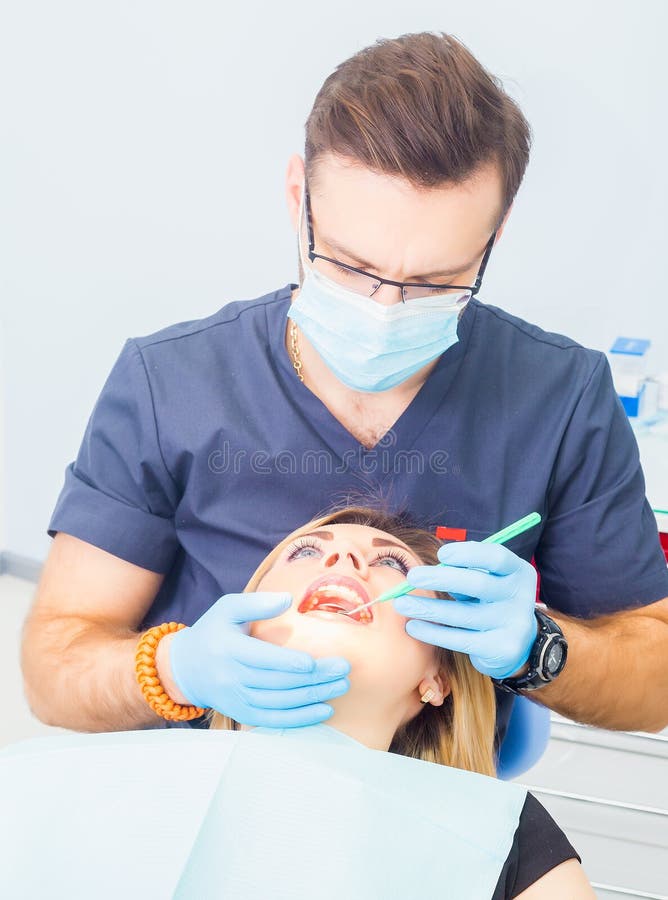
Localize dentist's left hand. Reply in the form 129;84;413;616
156;591;351;727
392;542;538;680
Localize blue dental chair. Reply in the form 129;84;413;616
496;695;551;781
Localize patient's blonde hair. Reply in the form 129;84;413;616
209;506;497;777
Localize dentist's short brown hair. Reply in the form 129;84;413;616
304;31;532;228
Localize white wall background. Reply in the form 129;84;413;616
1;0;666;561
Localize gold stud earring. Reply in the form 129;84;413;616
420;688;436;704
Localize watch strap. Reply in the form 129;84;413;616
494;609;567;694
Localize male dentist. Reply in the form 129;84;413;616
24;32;668;741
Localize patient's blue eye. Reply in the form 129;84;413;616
371;549;411;575
286;537;323;561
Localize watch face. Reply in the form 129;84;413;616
546;641;566;675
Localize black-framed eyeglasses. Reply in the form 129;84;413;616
304;182;497;304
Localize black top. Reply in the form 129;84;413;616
492;793;580;898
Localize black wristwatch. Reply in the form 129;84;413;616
494;608;568;695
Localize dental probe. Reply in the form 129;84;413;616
339;512;542;618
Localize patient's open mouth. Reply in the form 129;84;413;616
298;575;373;625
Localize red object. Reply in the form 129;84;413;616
659;531;668;563
435;526;467;542
435;526;544;601
531;557;541;603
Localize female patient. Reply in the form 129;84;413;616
205;504;593;898
0;506;593;899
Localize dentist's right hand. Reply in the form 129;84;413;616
158;591;351;727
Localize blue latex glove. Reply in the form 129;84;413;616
393;542;538;680
169;592;351;727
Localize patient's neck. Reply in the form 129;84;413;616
239;695;407;752
320;706;400;751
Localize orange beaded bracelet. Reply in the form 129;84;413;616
135;622;207;722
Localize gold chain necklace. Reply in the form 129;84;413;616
289;319;304;382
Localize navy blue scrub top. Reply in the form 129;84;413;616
48;283;668;736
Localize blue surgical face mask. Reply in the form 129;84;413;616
287;183;470;393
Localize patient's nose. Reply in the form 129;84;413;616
323;545;369;578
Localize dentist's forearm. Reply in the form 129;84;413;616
21;614;163;732
530;606;668;732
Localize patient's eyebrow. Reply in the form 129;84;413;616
371;537;413;553
305;529;413;554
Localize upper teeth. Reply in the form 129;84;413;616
312;585;364;607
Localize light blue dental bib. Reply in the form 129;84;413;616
0;724;525;899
